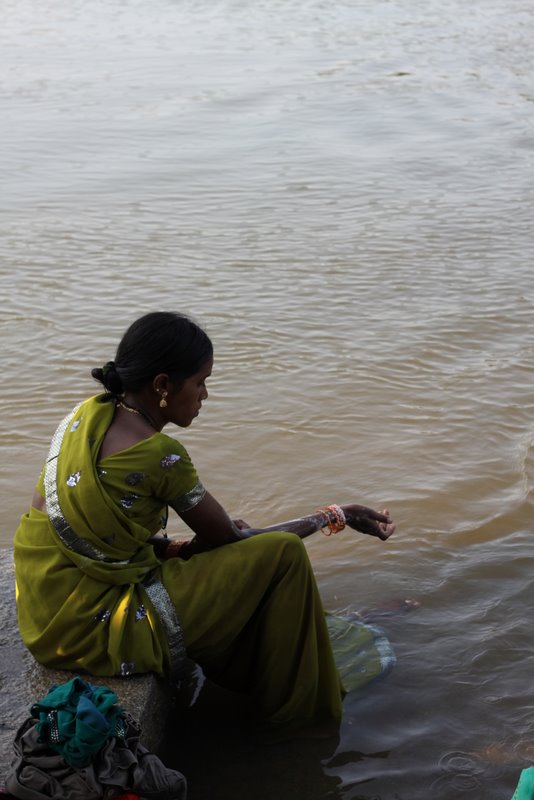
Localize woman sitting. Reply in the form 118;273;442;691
14;311;395;741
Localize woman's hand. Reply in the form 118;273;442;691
342;505;395;541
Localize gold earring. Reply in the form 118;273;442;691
159;391;168;409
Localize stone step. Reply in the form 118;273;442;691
0;548;171;784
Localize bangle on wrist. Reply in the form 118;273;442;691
317;504;346;536
163;540;189;559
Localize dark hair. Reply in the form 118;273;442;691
91;312;213;395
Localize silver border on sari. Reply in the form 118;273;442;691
170;481;206;513
44;405;124;563
142;572;205;705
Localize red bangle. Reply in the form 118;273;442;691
163;540;188;559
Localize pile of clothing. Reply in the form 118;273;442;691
4;677;186;800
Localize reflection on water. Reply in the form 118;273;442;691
1;0;534;796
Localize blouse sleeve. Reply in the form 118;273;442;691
152;434;206;513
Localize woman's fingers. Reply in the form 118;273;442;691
363;506;391;524
377;520;395;540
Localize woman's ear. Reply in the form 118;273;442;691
152;373;171;395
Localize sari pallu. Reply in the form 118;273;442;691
14;397;204;702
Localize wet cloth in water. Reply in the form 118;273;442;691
326;613;395;691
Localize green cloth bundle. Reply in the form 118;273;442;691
31;676;124;768
326;612;395;691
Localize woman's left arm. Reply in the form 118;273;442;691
166;491;395;560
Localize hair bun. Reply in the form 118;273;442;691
102;361;116;378
91;361;123;395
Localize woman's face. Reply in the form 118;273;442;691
167;358;213;428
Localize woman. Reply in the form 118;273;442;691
14;311;395;740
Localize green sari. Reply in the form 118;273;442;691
14;395;346;735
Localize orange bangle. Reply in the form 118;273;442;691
317;505;346;535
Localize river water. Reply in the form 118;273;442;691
1;0;534;797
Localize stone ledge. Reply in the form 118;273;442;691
0;548;172;783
